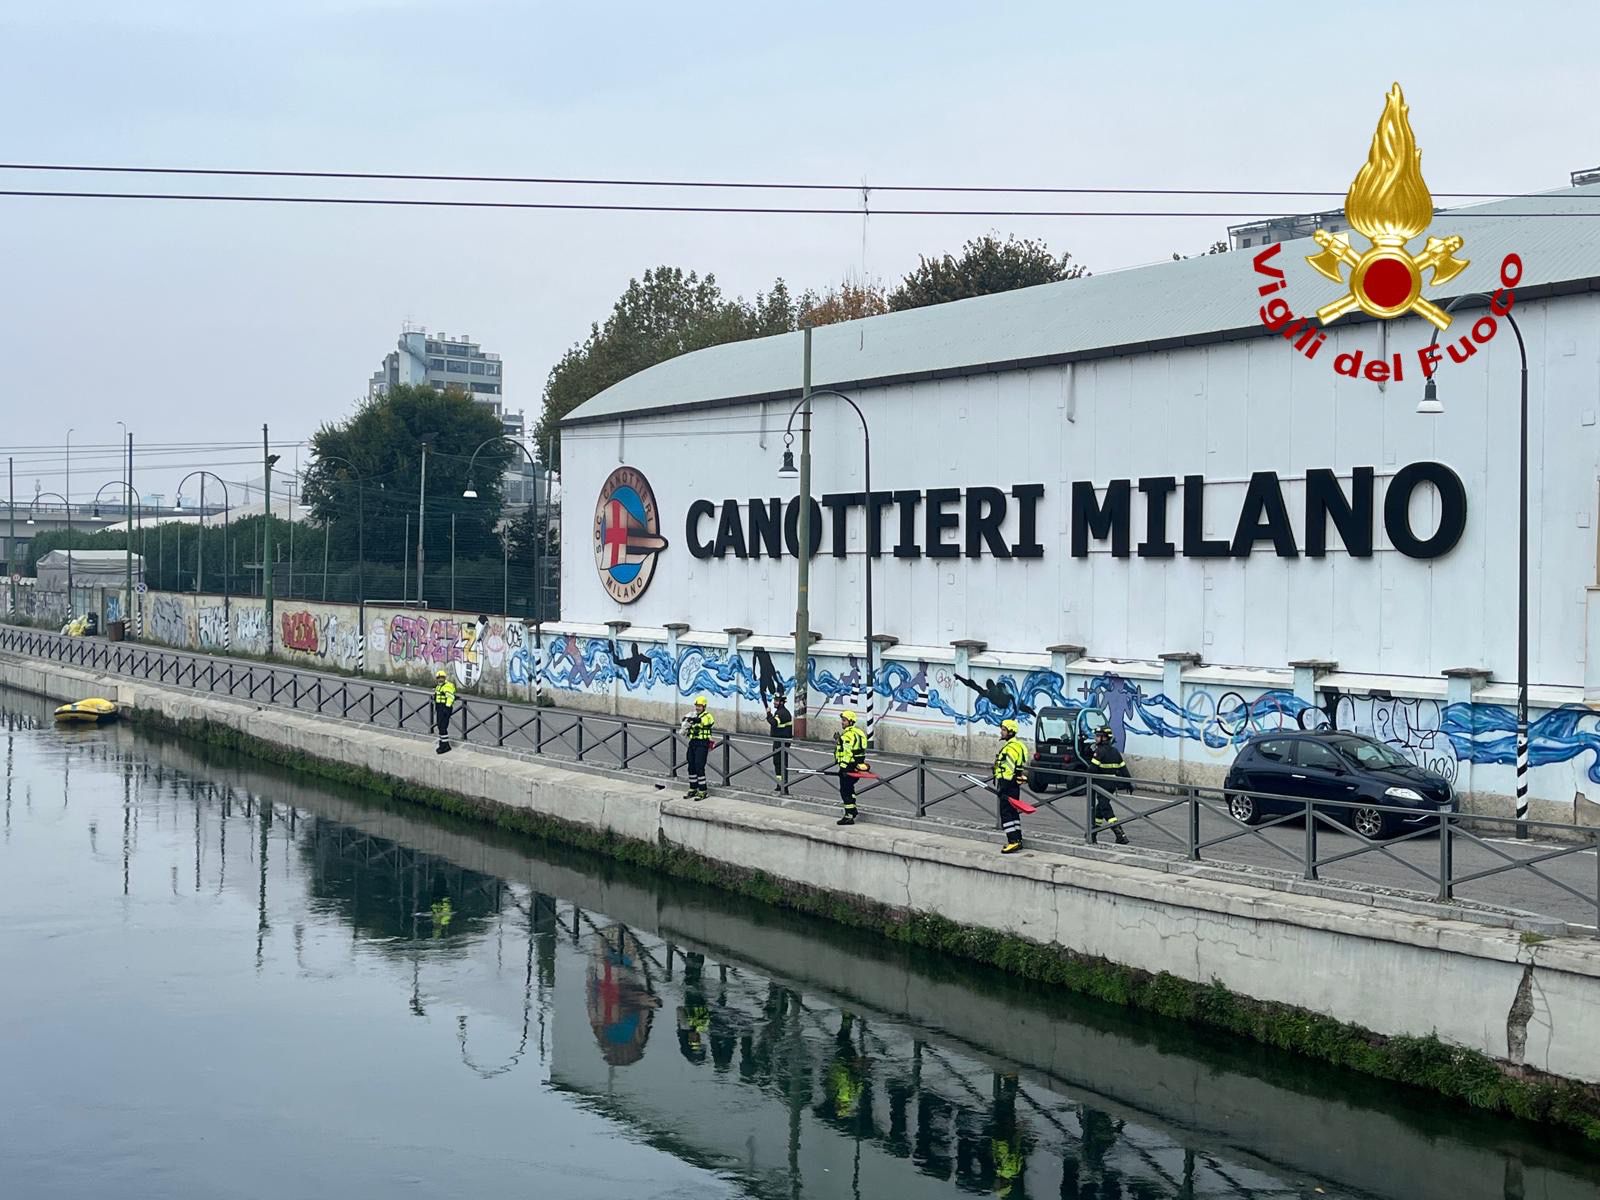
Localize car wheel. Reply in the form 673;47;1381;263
1028;778;1051;797
1226;793;1260;825
1352;806;1390;839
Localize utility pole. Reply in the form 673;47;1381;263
125;431;133;629
65;427;74;613
416;441;429;605
263;425;277;653
794;329;814;738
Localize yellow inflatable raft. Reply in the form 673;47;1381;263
54;698;119;723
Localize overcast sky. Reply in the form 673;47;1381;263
2;0;1596;503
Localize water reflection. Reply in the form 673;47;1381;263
3;692;1597;1200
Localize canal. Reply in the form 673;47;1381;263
1;687;1595;1199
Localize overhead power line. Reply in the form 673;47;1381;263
0;188;1588;218
0;162;1576;200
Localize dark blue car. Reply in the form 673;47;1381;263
1223;731;1456;839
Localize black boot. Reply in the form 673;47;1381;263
836;814;856;826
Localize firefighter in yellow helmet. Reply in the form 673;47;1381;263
681;696;715;800
433;669;457;754
993;718;1028;853
833;710;869;826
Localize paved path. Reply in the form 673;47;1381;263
7;624;1596;931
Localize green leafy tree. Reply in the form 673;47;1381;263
887;234;1088;311
302;384;511;565
535;267;806;469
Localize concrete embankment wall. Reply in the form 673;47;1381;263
7;652;1600;1111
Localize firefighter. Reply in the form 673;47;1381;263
682;696;715;800
993;718;1028;854
1089;726;1132;844
765;691;793;792
433;669;457;754
833;710;868;825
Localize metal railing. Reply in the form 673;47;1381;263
4;623;1596;932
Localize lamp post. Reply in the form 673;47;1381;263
117;423;132;631
777;382;876;744
177;471;232;615
263;427;279;653
27;492;68;612
1419;294;1530;837
314;455;365;605
65;427;74;613
94;477;143;630
463;435;539;618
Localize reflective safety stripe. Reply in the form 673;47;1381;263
993;738;1027;780
834;726;867;765
687;712;716;740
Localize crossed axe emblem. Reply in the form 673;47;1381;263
1306;230;1470;330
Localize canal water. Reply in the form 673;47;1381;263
1;688;1595;1200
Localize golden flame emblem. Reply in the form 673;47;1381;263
1306;83;1468;329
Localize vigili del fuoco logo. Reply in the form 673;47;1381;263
593;466;669;604
1251;83;1523;383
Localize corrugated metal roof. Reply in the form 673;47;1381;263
563;185;1600;426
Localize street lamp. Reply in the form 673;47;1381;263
1418;293;1531;837
25;492;68;613
65;427;73;612
94;478;143;630
463;435;542;620
313;454;365;605
26;492;68;526
176;471;232;609
778;385;877;744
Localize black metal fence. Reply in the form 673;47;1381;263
5;623;1596;932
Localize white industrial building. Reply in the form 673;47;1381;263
552;186;1600;817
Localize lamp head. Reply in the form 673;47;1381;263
462;486;478;499
1417;376;1444;416
777;449;798;478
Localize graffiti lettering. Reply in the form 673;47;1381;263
149;595;187;646
233;605;268;654
281;610;319;653
197;605;228;650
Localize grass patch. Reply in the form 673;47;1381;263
133;705;1600;1142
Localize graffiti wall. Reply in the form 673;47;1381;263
0;580;119;629
37;587;1600;817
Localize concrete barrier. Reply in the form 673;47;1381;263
7;650;1600;1098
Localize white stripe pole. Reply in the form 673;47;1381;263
1516;720;1530;827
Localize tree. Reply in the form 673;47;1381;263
302;384;512;565
799;278;890;326
535;267;804;469
887;234;1088;312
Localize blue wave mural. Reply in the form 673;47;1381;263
534;635;1600;783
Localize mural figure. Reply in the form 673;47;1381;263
751;646;785;702
453;615;487;687
610;640;651;686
